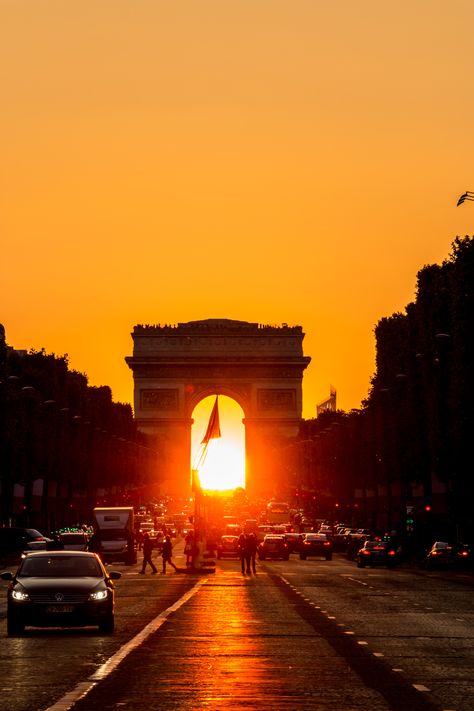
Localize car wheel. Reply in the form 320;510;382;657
300;554;306;560
283;554;290;560
326;555;333;561
357;561;364;568
98;615;115;634
7;615;25;636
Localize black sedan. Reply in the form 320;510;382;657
421;541;473;570
299;533;333;560
0;550;121;635
283;532;304;553
356;540;398;568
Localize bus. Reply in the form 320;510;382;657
266;501;291;525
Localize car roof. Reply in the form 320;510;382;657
22;550;97;558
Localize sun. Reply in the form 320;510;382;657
192;395;245;492
197;437;245;491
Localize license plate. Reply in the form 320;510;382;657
46;605;74;613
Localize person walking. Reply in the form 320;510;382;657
238;532;250;575
184;531;194;567
247;532;258;574
139;532;157;574
161;534;178;573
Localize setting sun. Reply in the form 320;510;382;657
192;396;245;492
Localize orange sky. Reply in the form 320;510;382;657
2;1;474;421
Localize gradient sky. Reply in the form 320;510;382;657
2;1;474;422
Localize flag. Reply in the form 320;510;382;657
200;396;221;444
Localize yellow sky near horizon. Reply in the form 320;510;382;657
2;1;474;421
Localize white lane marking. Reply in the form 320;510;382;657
413;684;430;692
343;576;369;586
44;578;208;711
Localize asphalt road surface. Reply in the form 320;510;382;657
0;544;473;711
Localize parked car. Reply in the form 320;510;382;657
216;535;240;559
421;541;473;570
356;540;398;568
257;535;289;560
0;527;51;565
0;550;121;635
299;533;333;560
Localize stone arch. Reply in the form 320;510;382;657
125;319;311;498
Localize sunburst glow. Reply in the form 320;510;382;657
192;396;245;492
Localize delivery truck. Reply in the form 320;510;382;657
92;507;136;565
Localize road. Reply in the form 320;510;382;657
0;543;473;711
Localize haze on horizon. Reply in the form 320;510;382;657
2;1;474;421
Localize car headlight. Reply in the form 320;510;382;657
89;589;108;601
12;588;30;601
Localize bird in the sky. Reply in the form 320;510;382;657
457;191;474;206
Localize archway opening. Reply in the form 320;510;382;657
191;395;245;492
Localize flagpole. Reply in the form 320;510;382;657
191;396;221;571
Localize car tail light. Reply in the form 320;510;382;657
388;550;395;556
323;542;330;546
362;550;371;555
431;551;439;556
458;550;469;557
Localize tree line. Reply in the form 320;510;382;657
291;236;474;546
0;336;158;532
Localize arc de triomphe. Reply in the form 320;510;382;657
125;319;311;498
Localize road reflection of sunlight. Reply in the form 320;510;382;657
186;572;287;708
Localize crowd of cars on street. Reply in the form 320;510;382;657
1;499;473;637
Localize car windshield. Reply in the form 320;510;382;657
25;529;45;538
365;541;386;549
19;556;103;578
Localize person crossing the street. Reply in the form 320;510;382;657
139;532;157;574
161;534;179;574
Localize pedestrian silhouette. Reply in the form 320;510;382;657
139;532;157;574
247;532;258;574
238;532;251;574
184;531;194;567
161;534;178;573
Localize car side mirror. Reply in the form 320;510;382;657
108;571;122;580
0;571;13;581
